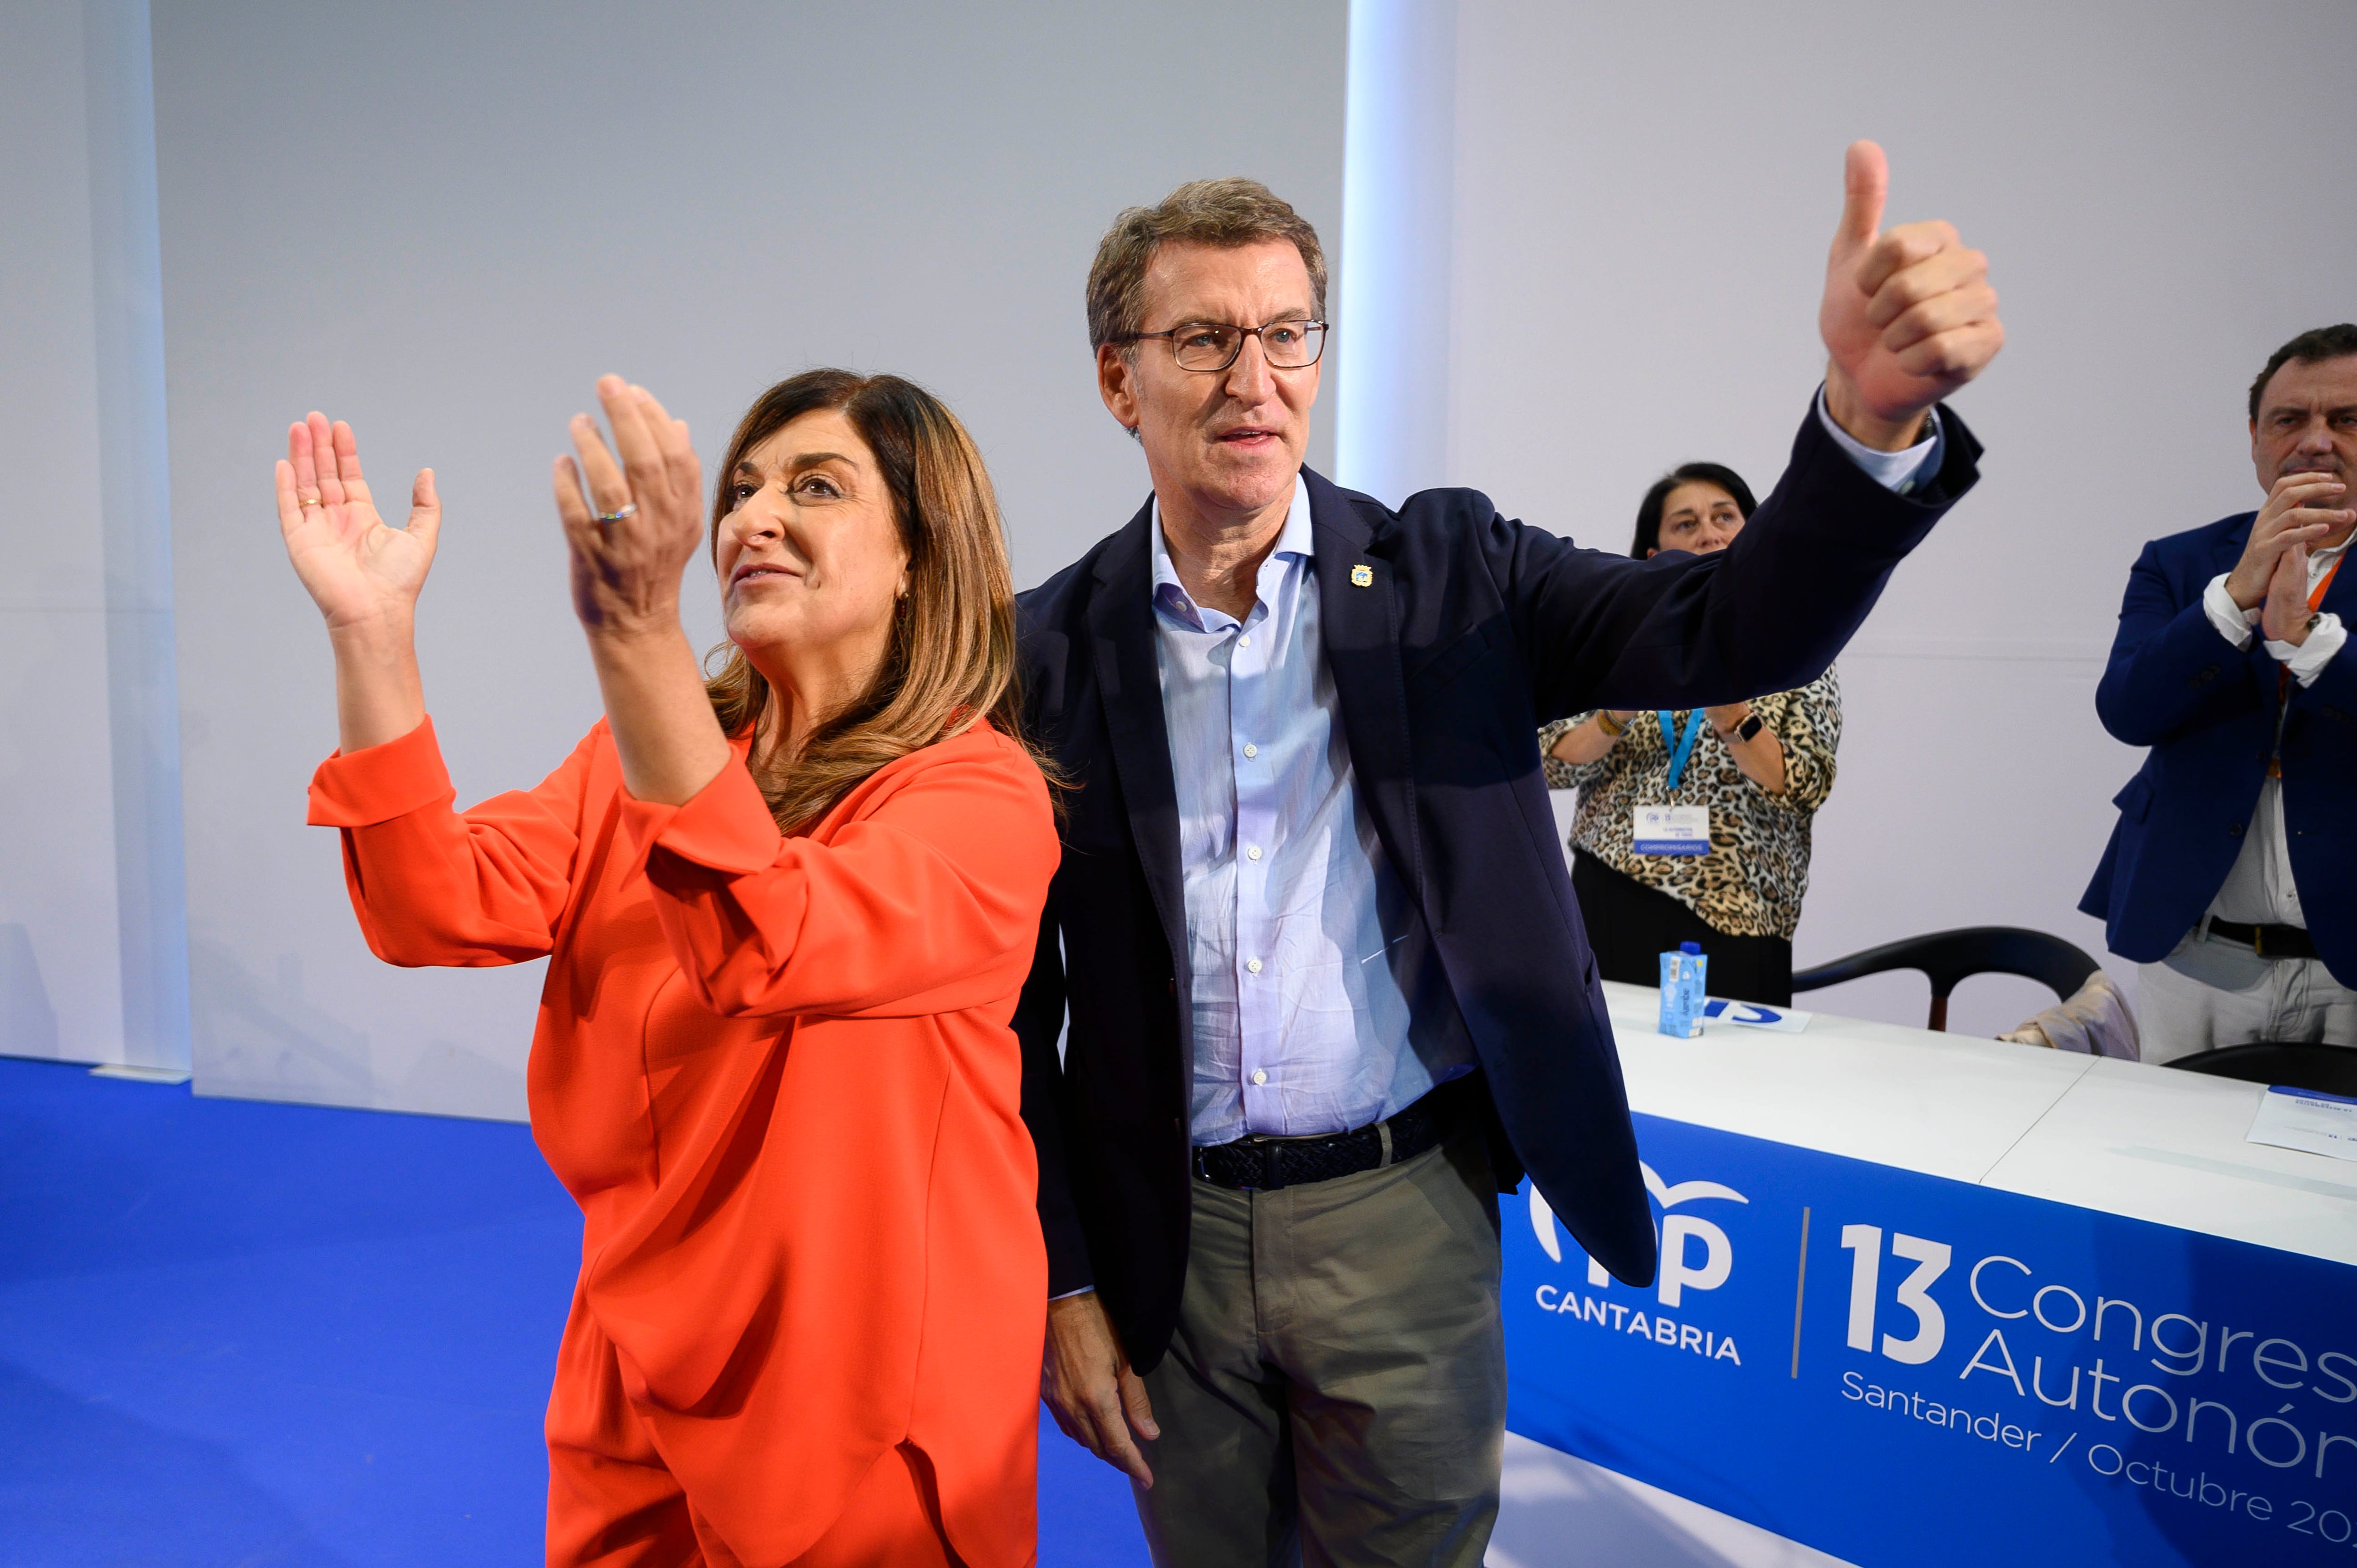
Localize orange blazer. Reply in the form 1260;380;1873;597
307;716;1057;1567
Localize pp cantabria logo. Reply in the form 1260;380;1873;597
1527;1162;1749;1366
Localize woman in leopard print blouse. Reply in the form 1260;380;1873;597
1539;463;1841;1004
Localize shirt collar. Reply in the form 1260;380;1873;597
1149;476;1313;628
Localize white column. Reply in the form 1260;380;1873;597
1335;0;1459;503
0;0;189;1070
87;0;190;1071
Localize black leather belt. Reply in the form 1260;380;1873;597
1193;1085;1459;1192
2204;917;2318;960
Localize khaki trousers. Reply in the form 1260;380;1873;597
2139;925;2357;1064
1132;1129;1507;1568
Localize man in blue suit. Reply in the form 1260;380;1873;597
1015;144;2003;1566
2083;325;2357;1063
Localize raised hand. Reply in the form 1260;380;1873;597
553;375;706;638
2229;470;2348;612
1819;141;2003;450
553;376;731;806
276;413;440;630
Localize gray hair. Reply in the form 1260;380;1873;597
1085;178;1328;353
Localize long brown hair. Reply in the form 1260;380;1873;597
705;369;1036;834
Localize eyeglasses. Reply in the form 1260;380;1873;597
1113;318;1328;373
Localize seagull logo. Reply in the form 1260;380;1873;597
1530;1162;1748;1307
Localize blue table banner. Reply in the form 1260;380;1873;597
1507;1112;2357;1566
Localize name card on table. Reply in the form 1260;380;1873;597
2248;1086;2357;1164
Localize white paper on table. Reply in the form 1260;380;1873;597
1701;998;1812;1033
2245;1084;2357;1162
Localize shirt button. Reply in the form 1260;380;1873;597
1247;845;1263;861
1243;743;1258;758
1246;957;1264;974
1251;1069;1268;1086
1239;634;1252;647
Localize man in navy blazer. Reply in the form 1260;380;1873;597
2083;325;2357;1062
1016;145;2003;1566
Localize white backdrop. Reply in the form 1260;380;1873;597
151;0;1346;1117
17;0;2356;1109
1341;0;2357;1035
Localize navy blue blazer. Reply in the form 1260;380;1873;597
2080;513;2357;983
1013;404;1982;1370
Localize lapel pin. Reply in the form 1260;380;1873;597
1350;564;1373;587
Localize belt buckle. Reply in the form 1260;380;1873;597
2254;926;2269;957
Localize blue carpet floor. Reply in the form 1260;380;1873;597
0;1057;1146;1566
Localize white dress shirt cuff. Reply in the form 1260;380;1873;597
2268;611;2346;685
1813;386;1944;494
2202;572;2259;650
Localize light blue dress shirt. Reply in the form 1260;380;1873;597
1151;397;1940;1147
1152;480;1472;1145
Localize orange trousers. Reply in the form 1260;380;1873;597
546;1325;967;1568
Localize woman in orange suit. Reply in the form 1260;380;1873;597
275;370;1058;1568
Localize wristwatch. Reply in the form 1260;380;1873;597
1731;713;1765;743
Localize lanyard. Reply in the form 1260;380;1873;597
1656;709;1708;792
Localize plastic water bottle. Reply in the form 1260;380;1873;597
1658;941;1707;1038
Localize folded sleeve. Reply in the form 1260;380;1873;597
307;716;593;967
1764;668;1841;816
2274;612;2347;685
1538;714;1607;792
626;733;1058;1021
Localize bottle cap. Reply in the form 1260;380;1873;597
1680;941;1701;955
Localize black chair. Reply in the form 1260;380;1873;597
1791;926;2102;1032
2166;1043;2357;1098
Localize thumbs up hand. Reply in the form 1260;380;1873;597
1818;141;2003;451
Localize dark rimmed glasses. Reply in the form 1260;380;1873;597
1113;318;1329;372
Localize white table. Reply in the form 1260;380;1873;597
1592;981;2357;1267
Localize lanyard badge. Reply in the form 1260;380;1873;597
1633;710;1712;856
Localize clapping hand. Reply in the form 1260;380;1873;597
2232;470;2349;633
552;376;731;807
553;375;705;640
1819;141;2003;450
276;413;440;630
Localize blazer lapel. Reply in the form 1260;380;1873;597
1087;498;1188;966
1305;469;1423;898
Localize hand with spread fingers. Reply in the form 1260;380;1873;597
552;376;735;806
273;412;437;751
1819;140;2005;451
277;412;440;633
